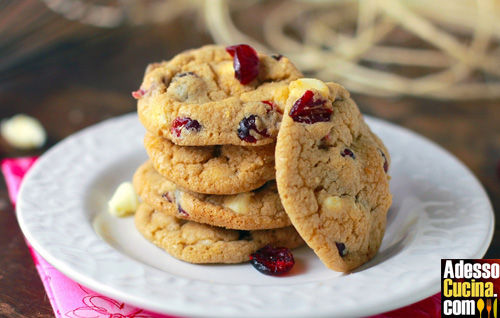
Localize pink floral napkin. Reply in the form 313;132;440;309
2;157;440;318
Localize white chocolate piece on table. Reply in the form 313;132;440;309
1;114;46;149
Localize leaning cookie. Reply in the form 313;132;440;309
275;79;392;272
133;161;291;230
144;132;275;195
135;203;304;264
135;45;302;146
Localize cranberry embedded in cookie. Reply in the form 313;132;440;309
335;242;347;257
237;115;270;143
379;149;389;173
262;100;283;114
177;205;190;218
341;148;355;159
170;117;201;137
289;90;332;124
131;88;146;99
162;191;174;203
226;44;260;85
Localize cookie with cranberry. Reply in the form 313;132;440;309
133;161;291;230
135;44;302;146
144;132;275;195
135;203;304;264
275;79;392;272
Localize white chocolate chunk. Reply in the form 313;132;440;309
145;103;167;127
198;239;214;245
289;78;329;101
108;182;140;217
273;85;290;111
1;114;46;149
217;61;235;76
223;192;252;214
323;196;343;212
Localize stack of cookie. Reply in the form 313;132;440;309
132;45;305;264
132;45;392;272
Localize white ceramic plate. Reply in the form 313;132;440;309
17;113;494;318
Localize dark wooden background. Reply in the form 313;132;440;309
0;1;499;317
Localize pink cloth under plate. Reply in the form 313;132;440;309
1;157;440;318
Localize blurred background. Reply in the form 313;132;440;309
0;0;499;316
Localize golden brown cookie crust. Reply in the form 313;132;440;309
133;161;291;230
136;45;302;146
135;203;304;264
144;132;275;195
275;82;392;272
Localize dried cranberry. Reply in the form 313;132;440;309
289;90;332;124
250;245;295;276
379;149;389;173
271;54;283;61
262;100;283;114
262;100;273;112
226;44;260;85
171;117;201;137
177;205;189;217
131;88;145;99
162;192;174;203
237;115;269;143
341;148;355;159
335;242;347;257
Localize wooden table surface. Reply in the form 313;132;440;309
0;2;499;317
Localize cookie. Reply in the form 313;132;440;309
135;203;304;264
144;132;275;195
275;79;392;272
133;161;291;230
135;45;303;146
